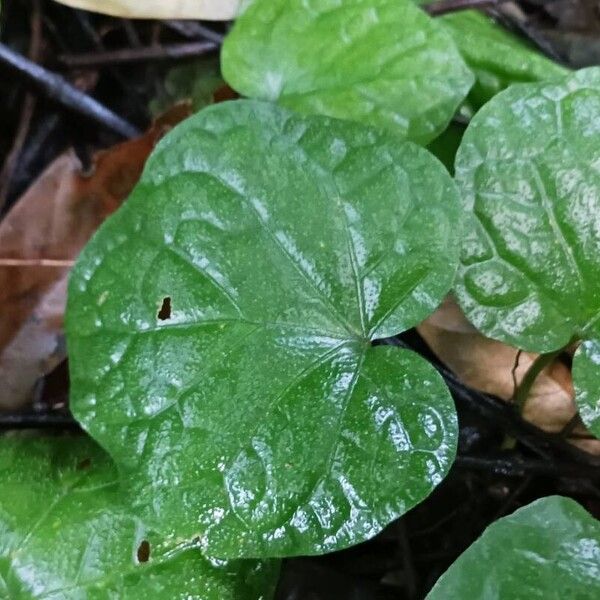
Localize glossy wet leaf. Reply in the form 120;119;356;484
427;496;600;599
67;100;460;558
0;436;278;599
448;12;567;108
454;68;600;437
574;340;600;437
417;6;569;109
221;0;473;146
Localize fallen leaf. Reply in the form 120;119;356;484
0;103;191;409
418;297;600;454
52;0;241;20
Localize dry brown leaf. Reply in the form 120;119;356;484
418;296;600;455
52;0;241;20
0;103;192;409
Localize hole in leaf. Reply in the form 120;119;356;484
157;297;171;321
76;457;92;470
137;540;150;563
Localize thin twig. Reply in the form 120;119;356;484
165;20;225;45
425;0;511;17
0;0;43;211
513;349;563;411
379;335;600;467
0;411;79;430
510;349;522;397
0;96;36;212
455;455;600;480
58;41;217;69
122;19;143;48
11;113;61;194
487;7;566;63
0;43;139;138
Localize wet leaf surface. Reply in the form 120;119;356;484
67;100;461;558
437;10;568;109
427;496;600;599
453;68;600;437
222;0;473;145
574;340;600;437
415;3;569;110
0;435;278;599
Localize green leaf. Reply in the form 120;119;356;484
426;496;600;599
150;58;225;117
454;67;600;437
573;340;600;437
221;0;473;146
428;9;569;109
67;99;460;558
455;68;600;349
0;436;278;599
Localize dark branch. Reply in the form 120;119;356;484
424;0;511;17
0;411;80;431
165;20;225;45
58;41;218;69
379;335;600;468
0;43;139;139
0;0;43;211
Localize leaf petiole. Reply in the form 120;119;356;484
512;347;566;412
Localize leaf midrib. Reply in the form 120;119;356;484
151;168;362;339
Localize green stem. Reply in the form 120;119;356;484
513;349;563;412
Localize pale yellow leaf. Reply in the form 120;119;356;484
52;0;241;20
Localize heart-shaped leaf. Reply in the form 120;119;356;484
52;0;240;20
67;100;460;558
453;68;600;435
426;496;600;599
418;7;569;109
447;12;567;109
0;436;278;599
221;0;473;146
